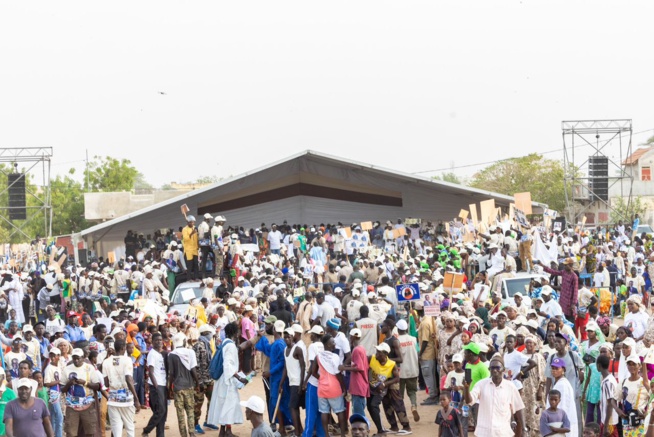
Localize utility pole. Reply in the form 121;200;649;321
86;149;90;192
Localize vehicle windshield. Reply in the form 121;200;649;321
637;225;654;233
504;277;533;299
172;286;213;305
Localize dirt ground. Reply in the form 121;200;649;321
132;377;443;437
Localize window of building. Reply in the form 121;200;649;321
642;166;651;181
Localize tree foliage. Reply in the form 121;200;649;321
50;171;90;236
610;196;647;224
469;154;568;212
86;156;139;192
432;172;462;184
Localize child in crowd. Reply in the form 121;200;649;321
440;360;454;393
583;422;600;437
435;392;464;437
539;390;571;437
444;354;465;409
33;370;49;406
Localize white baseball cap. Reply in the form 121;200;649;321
375;343;391;353
240;395;266;414
308;325;324;335
350;328;362;338
396;319;408;331
204;213;213;219
274;320;286;333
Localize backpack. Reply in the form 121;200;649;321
209;339;233;380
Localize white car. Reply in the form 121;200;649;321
499;273;550;307
168;282;217;315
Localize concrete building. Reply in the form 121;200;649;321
579;146;654;226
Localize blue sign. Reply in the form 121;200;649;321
396;283;421;302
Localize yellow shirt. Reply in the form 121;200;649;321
182;226;199;259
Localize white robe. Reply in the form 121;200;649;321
207;341;244;426
547;377;578;437
6;282;25;324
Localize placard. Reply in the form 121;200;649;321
515;208;530;229
479;199;496;225
458;210;469;220
405;218;422;225
509;203;516;221
108;251;116;264
96;317;114;334
133;298;148;309
181;204;190;217
442;272;465;293
340;227;352;239
181;288;196;302
240;244;260;253
514;192;532;215
360;221;373;231
463;228;475;243
644;347;654;365
424;305;441;317
469;204;479;225
397;227;406;237
395;283;421;302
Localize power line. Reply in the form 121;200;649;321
413;127;654;175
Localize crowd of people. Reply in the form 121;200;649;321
1;212;654;437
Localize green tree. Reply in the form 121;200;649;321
50;170;90;235
86;156;139;192
470;154;568;212
133;172;154;192
432;172;462;184
610;196;646;224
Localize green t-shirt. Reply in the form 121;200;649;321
37;387;49;406
465;359;490;391
0;389;17;436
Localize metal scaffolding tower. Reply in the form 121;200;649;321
0;147;53;240
562;119;633;225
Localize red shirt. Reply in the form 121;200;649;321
348;345;370;397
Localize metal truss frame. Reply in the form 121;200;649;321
0;147;53;240
562;119;633;225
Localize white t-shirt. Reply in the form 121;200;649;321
540;299;563;318
102;355;134;407
325;295;342;314
4;351;26;378
267;231;282;250
45;318;65;337
444;370;465;403
625;311;649;339
489;327;511;348
503;350;529;390
44;361;65;404
346;300;364;322
146;349;167;386
312;302;335;328
307;342;324;387
333;332;351;364
579;288;595;308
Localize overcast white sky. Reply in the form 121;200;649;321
1;1;653;187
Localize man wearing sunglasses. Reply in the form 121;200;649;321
463;355;526;437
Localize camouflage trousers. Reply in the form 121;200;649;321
174;388;196;437
194;383;213;425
